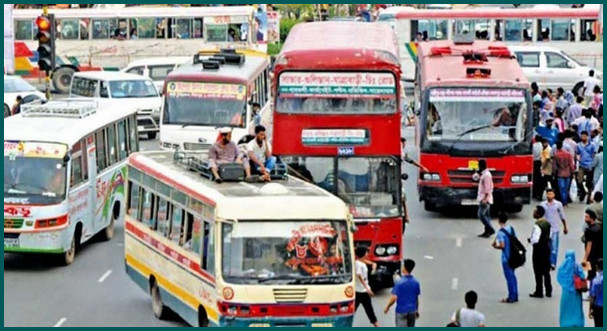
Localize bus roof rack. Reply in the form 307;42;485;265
202;60;221;70
21;100;98;119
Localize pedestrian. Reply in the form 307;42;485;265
594;174;603;197
553;141;575;206
448;291;486;327
354;247;379;327
557;250;585;327
592;145;603;189
384;259;421;327
583;210;603;282
565;96;584;128
586;192;603;224
476;159;495;238
492;212;518;303
532;136;544;201
583;70;599;105
528;205;552;298
589;259;603;327
539;138;552;195
576;130;598;203
540;188;568;270
11;95;23;116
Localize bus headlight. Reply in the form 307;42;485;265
423;173;441;181
311;323;333;327
511;175;529;183
375;246;386;256
386;246;398;255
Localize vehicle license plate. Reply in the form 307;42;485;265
4;238;19;248
461;199;478;206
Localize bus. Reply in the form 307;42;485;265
415;39;533;213
272;22;404;290
389;5;603;81
4;100;139;265
160;50;271;151
125;150;356;327
12;5;267;93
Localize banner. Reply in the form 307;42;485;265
166;82;246;100
5;141;68;159
4;4;15;74
279;72;396;98
302;129;369;146
429;88;525;102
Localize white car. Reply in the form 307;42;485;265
509;45;603;95
69;71;162;139
120;57;190;93
4;76;47;118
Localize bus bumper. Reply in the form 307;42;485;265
420;187;531;208
3;229;69;254
219;315;354;327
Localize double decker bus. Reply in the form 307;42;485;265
387;5;602;82
125;150;355;327
4;100;139;265
272;22;404;289
160;50;271;151
12;5;268;93
415;39;533;213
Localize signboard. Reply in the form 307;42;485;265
267;10;280;43
4;4;15;74
302;129;369;146
166;82;246;100
429;88;525;102
279;72;396;98
205;15;249;25
4;141;68;159
337;146;355;156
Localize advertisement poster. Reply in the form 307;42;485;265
4;4;15;74
279;72;396;98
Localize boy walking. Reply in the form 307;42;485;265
355;247;379;327
384;259;421;327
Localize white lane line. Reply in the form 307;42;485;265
451;278;459;291
98;270;113;283
423;255;434;260
455;238;462;248
54;318;67;327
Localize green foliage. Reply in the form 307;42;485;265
275;4;315;20
267;42;283;56
279;18;303;44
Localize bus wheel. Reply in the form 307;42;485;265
151;280;168;320
61;236;76;266
52;67;76;94
147;132;158;140
4;104;10;118
101;217;115;241
198;306;209;327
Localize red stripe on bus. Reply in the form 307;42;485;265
125;221;216;285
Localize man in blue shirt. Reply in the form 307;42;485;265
589;259;603;327
384;259;420;327
576;131;598;203
536;117;559;146
492;213;518;303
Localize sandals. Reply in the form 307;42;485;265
245;175;260;183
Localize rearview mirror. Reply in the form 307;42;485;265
401;173;409;181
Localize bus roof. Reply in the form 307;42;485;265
277;22;400;69
4;100;138;147
167;55;269;85
13;6;254;19
128;151;349;221
417;40;529;89
395;6;600;19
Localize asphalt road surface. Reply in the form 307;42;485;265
4;128;595;327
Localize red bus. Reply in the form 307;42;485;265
272;22;403;289
415;39;533;213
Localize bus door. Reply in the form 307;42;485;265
84;134;98;231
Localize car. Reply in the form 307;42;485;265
120;57;190;93
69;71;162;139
4;75;47;118
508;45;603;95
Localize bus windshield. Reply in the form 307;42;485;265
4;156;67;204
163;82;246;127
109;80;159;98
425;88;528;142
222;220;352;285
276;72;397;114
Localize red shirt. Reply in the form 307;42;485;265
553;149;575;178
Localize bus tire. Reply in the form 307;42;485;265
147;132;158;140
52;67;76;94
4;104;10;118
572;81;584;97
151;279;168;320
424;201;438;212
198;306;209;327
101;209;117;242
61;233;77;266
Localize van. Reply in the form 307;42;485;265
120;57;190;93
508;45;603;95
69;71;162;139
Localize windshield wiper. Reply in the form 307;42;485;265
446;125;492;155
289;275;349;285
6;183;48;195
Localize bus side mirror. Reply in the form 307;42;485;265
401;173;409;181
63;154;71;164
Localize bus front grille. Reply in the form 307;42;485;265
4;218;24;229
447;170;505;184
273;288;307;303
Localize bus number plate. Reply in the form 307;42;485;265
337;147;355;156
4;238;19;248
461;199;478;206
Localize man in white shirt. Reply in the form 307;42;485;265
583;70;599;105
450;291;486;327
354;247;379;327
528;205;552;298
246;125;276;182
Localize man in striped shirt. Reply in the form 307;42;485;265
477;159;495;238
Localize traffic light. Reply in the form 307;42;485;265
36;14;55;74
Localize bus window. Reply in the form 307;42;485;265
155;18;167;39
92;19;110;39
504;20;523;41
59;19;80;40
538;19;550;41
551;20;574;41
131;18;156;39
128;182;141;219
71;155;84;188
581;19;598;41
95;130;107;171
141;190;155;229
156;198;170;237
193;18;203;38
127;116;139;154
117;120;128;160
15;20;34;40
107;124;118;165
173;18;192;39
170;206;184;245
475;20;491;40
206;24;227;42
81;139;88;181
185;215;203;255
454;19;475;37
204;221;214;273
411;20;448;41
111;19;128;39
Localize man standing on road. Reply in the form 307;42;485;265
540;188;569;270
583;70;599;105
583;210;603;282
477;159;495;238
384;259;421;327
492;213;518;303
553;141;575;206
528;205;553;298
354;247;379;327
589;259;603;327
576;130;598;203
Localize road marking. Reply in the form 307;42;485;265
98;270;112;283
451;278;459;290
456;238;462;248
54;318;67;327
423;255;434;260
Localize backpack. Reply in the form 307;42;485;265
500;227;526;269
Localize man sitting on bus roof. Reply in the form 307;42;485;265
209;127;255;184
247;125;276;182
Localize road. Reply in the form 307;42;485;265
4;128;595;327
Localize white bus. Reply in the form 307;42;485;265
125;150;356;327
160;50;271;151
4;100;139;265
12;5;267;93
